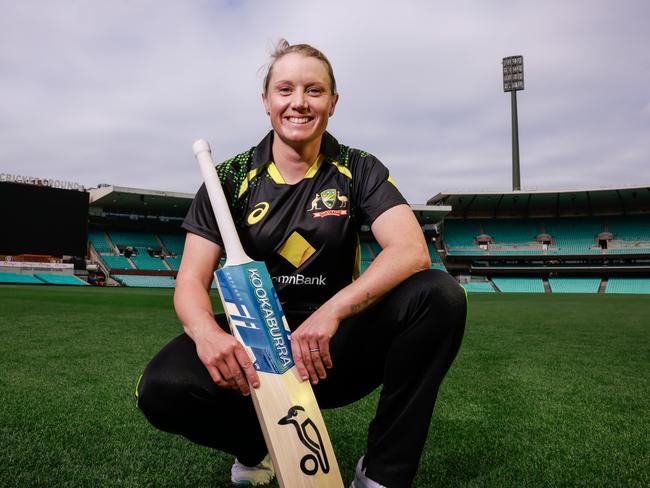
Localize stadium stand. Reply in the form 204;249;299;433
607;216;650;241
606;215;650;252
492;278;545;293
605;278;650;294
358;241;374;275
88;230;114;253
112;275;177;288
34;273;89;286
544;218;602;255
0;272;88;286
360;242;374;262
131;253;168;271
0;272;44;285
548;278;601;294
100;255;134;270
461;281;495;293
429;188;650;295
82;186;650;290
482;219;542;245
427;242;442;263
108;231;161;249
165;256;182;271
441;219;482;252
369;241;382;258
444;214;650;257
159;233;186;255
444;217;605;255
357;239;446;274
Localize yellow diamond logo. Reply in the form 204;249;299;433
277;231;316;268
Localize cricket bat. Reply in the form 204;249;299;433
192;139;343;488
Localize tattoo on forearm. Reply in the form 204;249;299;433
350;293;373;314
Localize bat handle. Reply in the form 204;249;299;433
193;139;250;266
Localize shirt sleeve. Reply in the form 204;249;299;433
181;182;224;247
351;152;408;224
181;161;240;248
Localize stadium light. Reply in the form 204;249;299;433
503;55;524;191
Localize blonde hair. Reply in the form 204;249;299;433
263;39;337;95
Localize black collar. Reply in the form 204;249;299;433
251;130;341;169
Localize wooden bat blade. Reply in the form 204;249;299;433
215;261;343;487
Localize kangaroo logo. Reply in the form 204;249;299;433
278;405;330;475
307;188;349;219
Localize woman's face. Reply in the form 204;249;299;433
263;52;338;150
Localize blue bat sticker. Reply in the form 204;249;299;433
216;262;294;374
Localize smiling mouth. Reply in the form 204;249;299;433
286;116;311;124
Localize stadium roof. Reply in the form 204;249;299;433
411;204;452;223
427;186;650;218
89;185;194;218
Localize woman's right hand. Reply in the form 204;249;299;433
194;326;260;396
174;233;260;396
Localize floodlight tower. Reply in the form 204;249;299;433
503;55;524;191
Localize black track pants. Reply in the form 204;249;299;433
137;269;466;487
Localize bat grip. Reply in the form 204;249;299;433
193;139;250;266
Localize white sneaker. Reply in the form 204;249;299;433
350;456;387;488
230;454;275;486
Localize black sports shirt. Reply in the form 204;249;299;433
182;130;407;310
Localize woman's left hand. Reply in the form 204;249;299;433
290;306;339;384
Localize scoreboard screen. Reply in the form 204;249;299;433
0;182;89;256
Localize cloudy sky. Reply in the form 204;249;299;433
1;0;649;203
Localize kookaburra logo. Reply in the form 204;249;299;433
278;405;330;475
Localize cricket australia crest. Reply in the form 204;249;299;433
308;188;348;219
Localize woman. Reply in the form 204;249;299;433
137;39;466;488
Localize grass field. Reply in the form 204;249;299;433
1;285;648;487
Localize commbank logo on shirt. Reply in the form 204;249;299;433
272;274;327;286
308;188;348;219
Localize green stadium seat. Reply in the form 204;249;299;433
427;243;441;263
88;230;113;253
545;217;603;254
131;254;168;271
101;255;133;270
605;278;650;294
492;277;544;293
443;219;482;248
108;231;160;249
548;278;600;294
112;275;177;288
482;219;542;245
360;242;374;262
34;273;89;286
0;272;44;284
607;216;650;242
159;233;186;255
369;241;382;258
461;281;495;293
165;256;182;271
